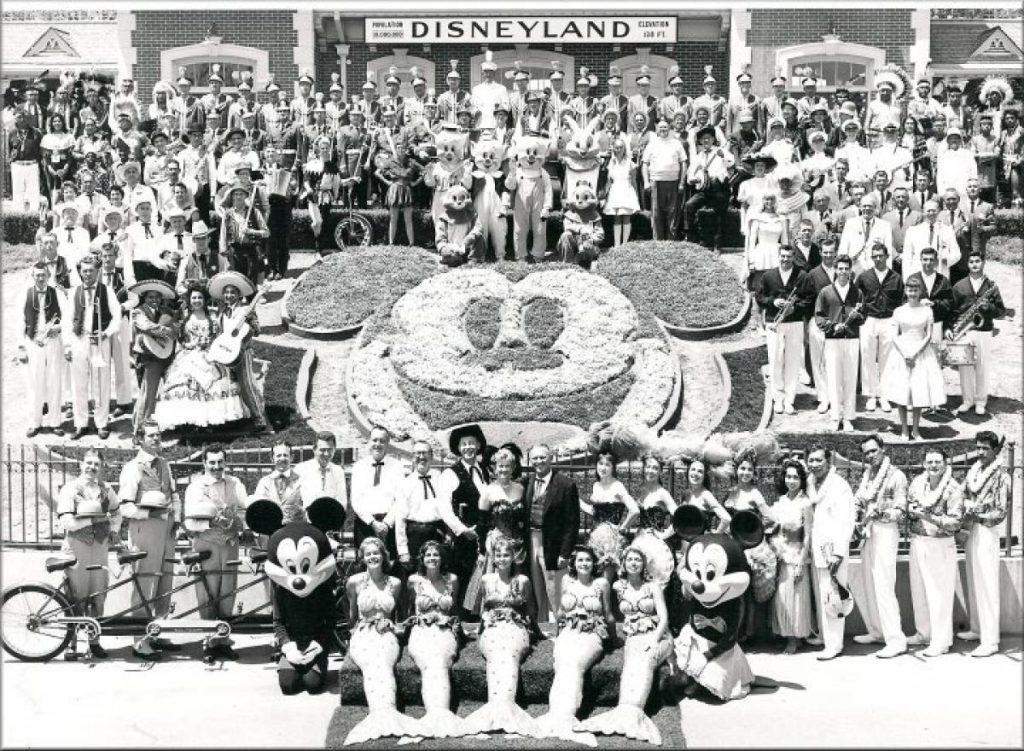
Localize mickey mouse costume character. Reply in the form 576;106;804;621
245;497;344;695
674;510;764;701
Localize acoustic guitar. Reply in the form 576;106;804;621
140;313;177;359
208;287;268;366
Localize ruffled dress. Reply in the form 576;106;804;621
463;482;528;613
462;575;541;738
769;493;814;638
578;580;672;745
724;489;778;604
881;304;946;408
535;577;607;746
586;480;633;576
154;316;248;429
630;494;677;587
343;575;420;746
404;574;468;739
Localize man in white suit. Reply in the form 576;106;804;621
838;195;893;273
807;445;857;661
901;199;960;280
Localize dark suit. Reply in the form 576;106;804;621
907;270;954;330
522;469;579;621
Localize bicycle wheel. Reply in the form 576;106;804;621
0;583;75;662
334;214;372;250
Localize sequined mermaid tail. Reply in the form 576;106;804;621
344;628;421;745
577;632;673;745
407;625;468;738
534;629;601;747
462;621;540;737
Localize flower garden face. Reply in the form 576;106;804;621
362;541;384;569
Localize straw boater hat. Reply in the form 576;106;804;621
128;279;176;301
209;270;255;300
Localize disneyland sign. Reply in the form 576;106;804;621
365;17;677;44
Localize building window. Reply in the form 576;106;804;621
789;57;869;93
161;38;268;95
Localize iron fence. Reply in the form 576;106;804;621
2;442;1020;557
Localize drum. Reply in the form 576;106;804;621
941;341;975;366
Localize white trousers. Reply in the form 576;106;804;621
964;522;1001;649
26;337;64;429
858;522;906;649
824;339;860;420
957;329;993;409
10;161;42;212
859;316;895;398
766;320;804;408
109;327;136;405
807;319;828;404
70;345;112;429
909;535;956;651
813;560;849;654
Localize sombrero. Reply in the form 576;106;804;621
128;279;176;301
448;424;488;457
209;270;256;300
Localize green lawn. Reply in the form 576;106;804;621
985;234;1022;266
2;243;39;274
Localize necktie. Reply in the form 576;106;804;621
929;223;935;244
320;467;328;490
920;192;926;208
949;210;955;225
143;222;153;239
372;461;383;487
109;231;117;244
899;210;904;229
176;233;184;250
971;199;976;213
67;229;74;243
275;475;287;498
864;219;872;237
421;475;435;499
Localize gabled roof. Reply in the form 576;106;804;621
930;20;1023;64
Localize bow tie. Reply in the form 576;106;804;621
692;614;727;632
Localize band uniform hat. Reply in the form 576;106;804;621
297;69;315;86
770;73;787;87
801;76;819;88
549;61;565;81
209;270;256;300
266;74;281;94
176;67;193;87
736;71;753;84
607;65;622;86
481;50;497;72
668;71;685;87
842;118;862;131
128;279;176;302
225;127;245;141
448;423;488;457
447;60;461;80
635;65;652;85
945;127;964;140
385;66;402;86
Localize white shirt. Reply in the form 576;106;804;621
154;232;196;271
901;221;960;280
349;454;406;526
471;81;510;130
123;183;157;220
124;219;166;269
57;225;92;268
808;468;856;568
394;469;467;556
295;458;348;509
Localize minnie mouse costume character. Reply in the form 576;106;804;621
245;497;343;695
674;510;764;701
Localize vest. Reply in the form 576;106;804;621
449;461;489;526
72;284;113;337
45;255;71;289
24;286;61;340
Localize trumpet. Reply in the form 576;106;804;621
768;289;799;331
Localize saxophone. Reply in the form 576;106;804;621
950;284;997;342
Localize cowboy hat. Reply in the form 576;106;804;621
190;220;212;237
114;161;141;182
128;279;176;301
447;424;488;457
208;270;256;300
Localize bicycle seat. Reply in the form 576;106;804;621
249;549;268;564
45;554;78;573
117;550;148;565
181;549;212;565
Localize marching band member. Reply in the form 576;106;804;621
949;251;1007;417
64;254;122;440
657;66;690;127
19;262;66;437
795;75;828;126
174;68;204;134
854;241;904;414
806;237;839;413
546;61;573;132
957;431;1011;657
290;69;316;127
404;68;432;128
568;68;599;129
756;245;812;414
199;66;232;123
378;67;405;126
261;80;287;141
437;61;470;125
627;66;658;134
472;52;509;131
506;62;532;131
815;254;864;431
691;66;726;130
598;66;628;134
871;119;913;192
901;199;960;280
726;67;758;137
325;73;349;134
906;448;963;658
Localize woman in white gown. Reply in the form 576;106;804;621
769;460;814;654
403;540;468;739
602;137;641;246
745;192;788;328
153;284;248;429
577;545;673;745
462;538;541;738
343;537;418;746
881;275;946;438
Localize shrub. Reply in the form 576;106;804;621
1;209;41;245
985;234;1022;266
994;207;1024;238
595;241;747;328
285;245;437;329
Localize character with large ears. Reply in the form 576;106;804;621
436;185;484;266
557;179;605;269
560;114;603;204
470;138;509;260
424;123;472;220
245;497;344;695
504;135;553;261
674;510;764;701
